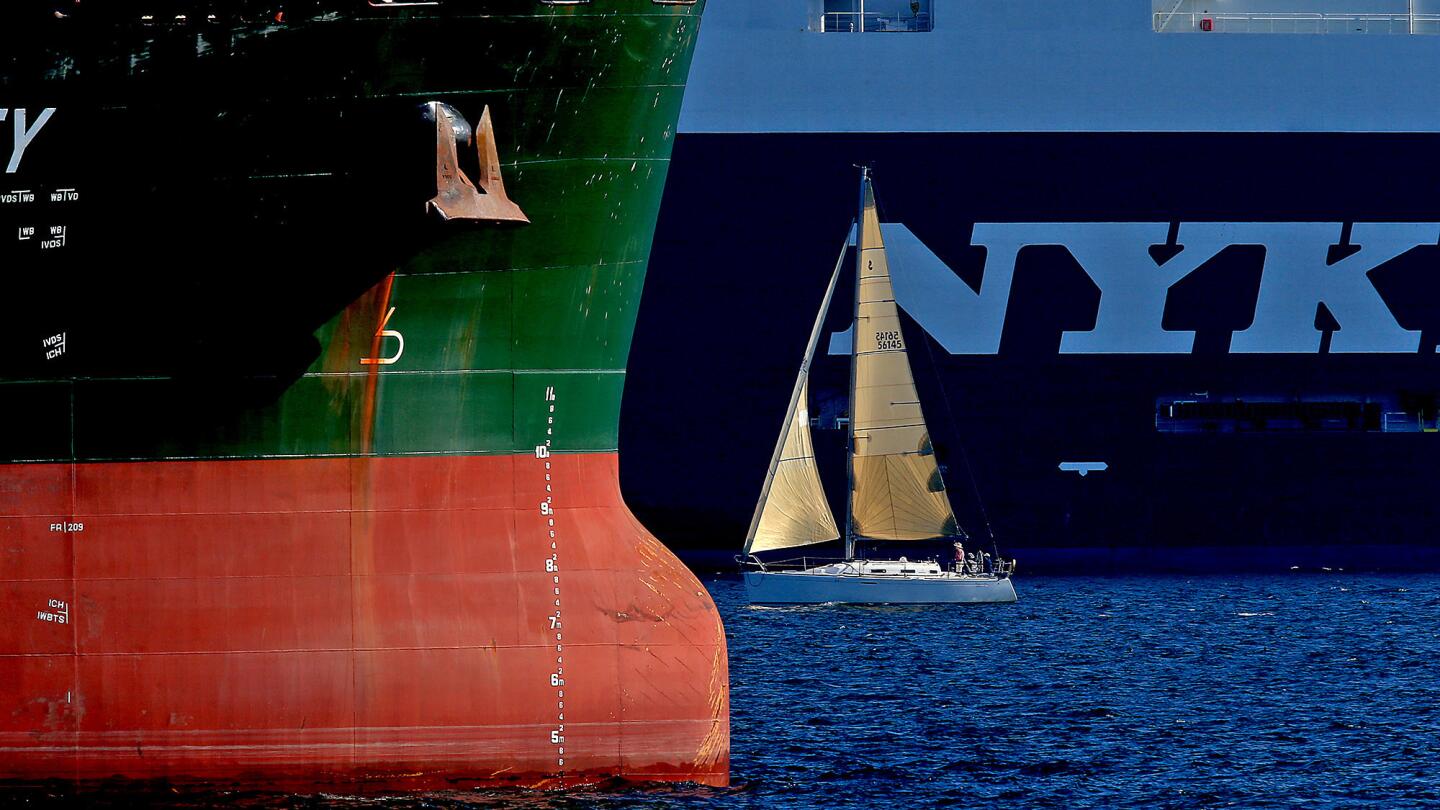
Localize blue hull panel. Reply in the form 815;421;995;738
622;132;1440;573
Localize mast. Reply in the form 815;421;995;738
742;223;853;554
844;168;867;561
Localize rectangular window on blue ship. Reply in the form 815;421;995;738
817;0;932;32
1154;398;1390;433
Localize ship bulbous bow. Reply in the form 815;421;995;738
0;0;723;791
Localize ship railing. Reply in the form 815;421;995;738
1382;411;1423;432
1155;11;1440;34
737;555;849;572
821;11;932;33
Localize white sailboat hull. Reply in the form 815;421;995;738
744;568;1017;605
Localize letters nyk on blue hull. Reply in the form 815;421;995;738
1;108;56;174
829;223;1440;357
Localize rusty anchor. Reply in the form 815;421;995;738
426;102;530;225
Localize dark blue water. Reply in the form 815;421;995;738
715;574;1440;809
10;574;1440;808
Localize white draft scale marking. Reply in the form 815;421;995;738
536;384;567;772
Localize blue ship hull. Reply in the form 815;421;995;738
624;132;1440;572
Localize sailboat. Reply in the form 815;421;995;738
739;168;1016;605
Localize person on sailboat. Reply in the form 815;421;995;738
953;541;966;574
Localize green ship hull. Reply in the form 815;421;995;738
0;0;727;789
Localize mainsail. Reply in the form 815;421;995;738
847;174;962;542
743;228;852;555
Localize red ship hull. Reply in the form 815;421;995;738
0;452;729;789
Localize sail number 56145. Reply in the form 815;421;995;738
875;330;904;350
